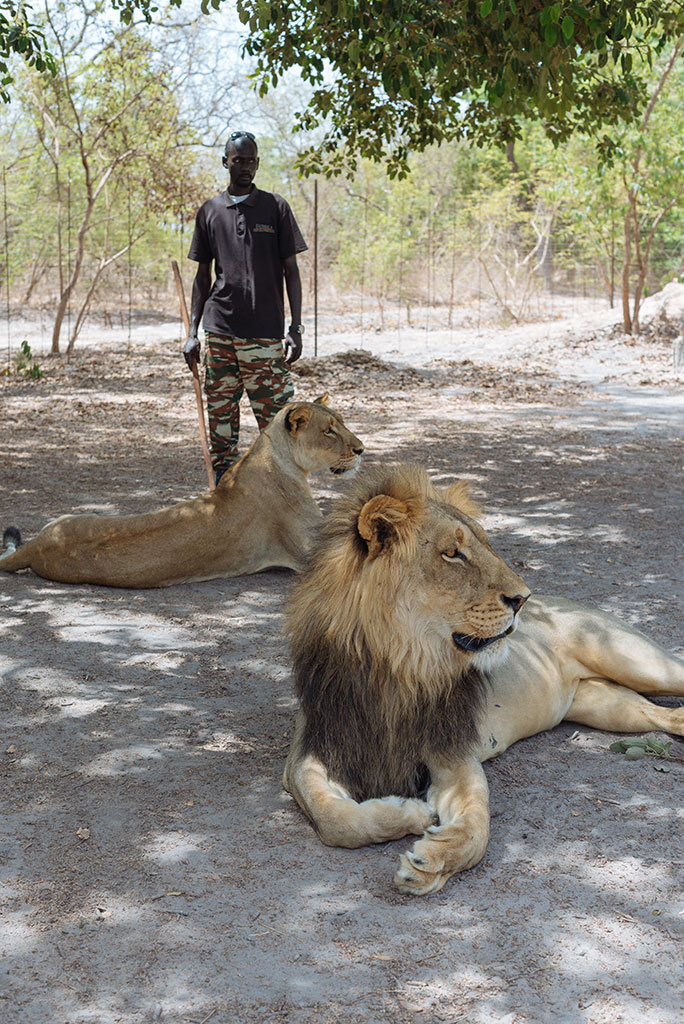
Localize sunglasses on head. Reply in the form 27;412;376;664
229;131;256;141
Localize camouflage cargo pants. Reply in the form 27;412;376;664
204;333;294;472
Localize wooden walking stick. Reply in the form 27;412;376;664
171;259;215;491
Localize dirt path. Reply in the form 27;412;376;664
1;311;683;1024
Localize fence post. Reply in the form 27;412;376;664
3;165;9;372
314;178;318;358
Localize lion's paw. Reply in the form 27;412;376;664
375;796;437;840
393;822;487;896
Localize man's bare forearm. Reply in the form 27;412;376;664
283;256;302;330
283;256;303;364
189;263;212;339
183;263;212;369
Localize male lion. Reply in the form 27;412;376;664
0;397;363;588
283;463;684;895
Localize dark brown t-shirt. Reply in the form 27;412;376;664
188;187;307;339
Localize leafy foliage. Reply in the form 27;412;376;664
2;4;683;339
236;0;684;176
14;339;43;379
5;2;683;183
3;0;207;352
609;735;674;758
108;0;181;20
0;1;55;102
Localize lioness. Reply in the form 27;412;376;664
283;463;684;895
0;397;363;587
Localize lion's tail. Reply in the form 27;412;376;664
1;526;30;571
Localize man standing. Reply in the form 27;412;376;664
184;130;307;484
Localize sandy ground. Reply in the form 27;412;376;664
1;297;684;1024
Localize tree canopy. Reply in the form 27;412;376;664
235;0;684;175
4;2;684;176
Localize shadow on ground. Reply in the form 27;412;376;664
1;342;683;1023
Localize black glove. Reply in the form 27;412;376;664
283;330;302;365
183;335;201;371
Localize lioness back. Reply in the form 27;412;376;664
0;397;364;587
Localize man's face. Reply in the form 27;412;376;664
222;138;259;195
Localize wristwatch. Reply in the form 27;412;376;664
289;324;305;335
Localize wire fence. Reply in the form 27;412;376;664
1;173;617;371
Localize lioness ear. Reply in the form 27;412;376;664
445;481;482;521
285;404;313;435
357;494;415;559
313;393;330;406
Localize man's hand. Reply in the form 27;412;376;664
183;335;201;371
283;330;302;366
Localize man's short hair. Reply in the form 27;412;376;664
225;130;258;155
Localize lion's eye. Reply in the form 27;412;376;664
442;549;467;563
324;428;335;436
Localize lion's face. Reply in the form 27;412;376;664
386;499;530;663
289;463;530;706
339;464;530;675
285;398;364;476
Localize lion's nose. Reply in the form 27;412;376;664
353;445;364;455
502;592;529;614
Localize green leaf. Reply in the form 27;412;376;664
257;1;271;29
645;737;673;757
480;0;493;18
561;16;574;41
544;24;558;46
348;38;360;64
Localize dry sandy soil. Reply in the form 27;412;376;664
1;298;684;1024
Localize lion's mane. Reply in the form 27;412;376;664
287;464;490;802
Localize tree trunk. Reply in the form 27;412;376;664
619;40;683;335
51;286;71;353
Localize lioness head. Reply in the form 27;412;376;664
290;463;530;684
283;395;364;476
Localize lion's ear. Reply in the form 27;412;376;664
313;393;330;406
357;494;415;559
444;481;482;521
285;405;313;435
